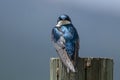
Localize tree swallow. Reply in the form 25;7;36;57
51;14;80;72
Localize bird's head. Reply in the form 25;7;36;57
56;14;71;27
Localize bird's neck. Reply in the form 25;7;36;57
56;20;71;27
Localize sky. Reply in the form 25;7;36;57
0;0;120;80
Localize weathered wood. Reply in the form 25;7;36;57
50;57;113;80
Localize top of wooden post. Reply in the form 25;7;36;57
50;57;113;80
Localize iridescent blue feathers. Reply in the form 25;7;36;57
51;14;80;72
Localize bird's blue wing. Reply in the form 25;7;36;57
60;24;79;61
51;27;76;72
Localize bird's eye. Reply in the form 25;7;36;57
58;17;62;20
66;17;69;20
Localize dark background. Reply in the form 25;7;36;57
0;0;120;80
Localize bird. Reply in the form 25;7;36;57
51;14;80;72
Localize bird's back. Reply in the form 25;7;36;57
52;24;79;60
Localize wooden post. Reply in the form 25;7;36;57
50;57;113;80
